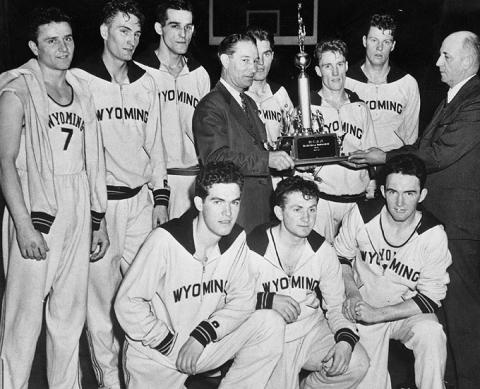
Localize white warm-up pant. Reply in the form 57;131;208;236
123;311;285;389
357;313;446;389
87;186;153;389
314;198;356;243
167;173;196;219
0;172;91;389
266;320;369;389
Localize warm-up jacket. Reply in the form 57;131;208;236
346;62;420;151
334;198;451;311
114;211;256;363
309;90;377;196
0;58;107;233
246;81;294;144
72;58;169;206
247;224;359;346
135;49;210;170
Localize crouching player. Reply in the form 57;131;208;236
334;154;451;389
247;176;369;389
115;161;284;388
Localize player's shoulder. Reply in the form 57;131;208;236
357;197;384;224
417;208;445;236
346;61;368;83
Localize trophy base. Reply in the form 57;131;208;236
293;155;348;166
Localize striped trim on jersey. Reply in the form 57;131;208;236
31;211;55;234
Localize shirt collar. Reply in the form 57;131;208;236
447;74;475;103
220;78;243;108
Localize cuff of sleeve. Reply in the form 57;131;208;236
153;188;170;207
190;320;217;347
338;256;353;267
31;212;55;234
412;293;440;313
256;292;275;309
155;331;177;356
334;328;359;350
91;211;105;231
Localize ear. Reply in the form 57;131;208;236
100;23;108;40
154;22;163;36
391;40;396;52
362;35;367;48
273;205;284;222
315;65;321;77
193;196;203;212
380;185;386;198
462;53;474;70
28;40;39;57
419;188;428;203
220;53;230;69
345;61;349;72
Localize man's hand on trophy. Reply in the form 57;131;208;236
269;151;295;171
348;148;387;166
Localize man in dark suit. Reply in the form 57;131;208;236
349;31;480;389
193;34;294;232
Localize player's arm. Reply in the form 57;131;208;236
145;85;169;227
114;229;174;353
0;91;49;260
398;77;420;145
177;239;256;374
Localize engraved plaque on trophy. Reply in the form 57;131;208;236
275;2;347;166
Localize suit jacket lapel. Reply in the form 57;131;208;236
215;82;266;144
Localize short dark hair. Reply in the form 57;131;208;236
246;26;274;51
195;162;244;200
28;7;72;43
367;14;397;38
273;176;320;208
315;38;348;62
102;0;145;27
218;33;256;58
156;0;193;25
380;154;427;189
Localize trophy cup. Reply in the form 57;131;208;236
276;2;347;166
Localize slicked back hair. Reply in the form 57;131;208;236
28;7;72;43
246;26;274;51
156;0;193;25
102;0;145;27
380;154;427;189
367;13;397;38
462;32;480;71
217;33;256;58
195;162;244;200
274;176;321;208
315;38;348;62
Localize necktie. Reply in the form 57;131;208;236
240;92;249;113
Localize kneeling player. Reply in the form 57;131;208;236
115;161;284;388
248;176;369;389
334;154;451;389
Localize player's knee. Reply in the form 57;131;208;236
348;343;370;381
249;310;285;353
411;319;446;348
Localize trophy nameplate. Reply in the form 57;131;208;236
278;133;347;166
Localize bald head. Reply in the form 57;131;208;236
436;31;480;88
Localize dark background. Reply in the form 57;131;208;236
0;1;479;386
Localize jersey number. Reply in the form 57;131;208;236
61;128;73;150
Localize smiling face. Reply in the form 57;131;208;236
274;191;317;239
29;21;74;71
221;40;258;91
253;39;273;82
155;8;194;56
101;11;141;62
381;173;427;223
315;50;348;92
194;183;241;238
363;26;395;67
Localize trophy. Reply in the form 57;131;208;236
276;2;347;166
